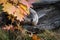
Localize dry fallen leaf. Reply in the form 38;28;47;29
20;0;32;9
0;0;7;4
10;0;18;4
14;8;25;21
18;4;30;15
2;2;29;21
1;0;35;21
2;25;14;30
3;2;16;14
32;34;41;40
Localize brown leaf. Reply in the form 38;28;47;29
32;34;41;40
0;0;7;4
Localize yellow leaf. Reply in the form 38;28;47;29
19;0;31;8
2;1;30;21
3;2;16;14
3;2;24;21
19;4;30;15
0;0;7;4
10;0;18;4
14;8;25;21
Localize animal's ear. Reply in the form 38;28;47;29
29;8;38;25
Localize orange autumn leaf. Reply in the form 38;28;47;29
1;0;35;21
10;0;18;4
0;0;7;4
2;2;28;21
18;4;30;15
2;25;14;30
32;34;41;40
3;2;16;15
14;8;25;21
20;0;32;9
27;0;35;4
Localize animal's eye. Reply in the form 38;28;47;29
31;19;33;22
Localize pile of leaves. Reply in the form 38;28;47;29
0;0;36;29
0;0;36;40
0;0;34;21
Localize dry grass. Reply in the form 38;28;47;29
0;28;60;40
